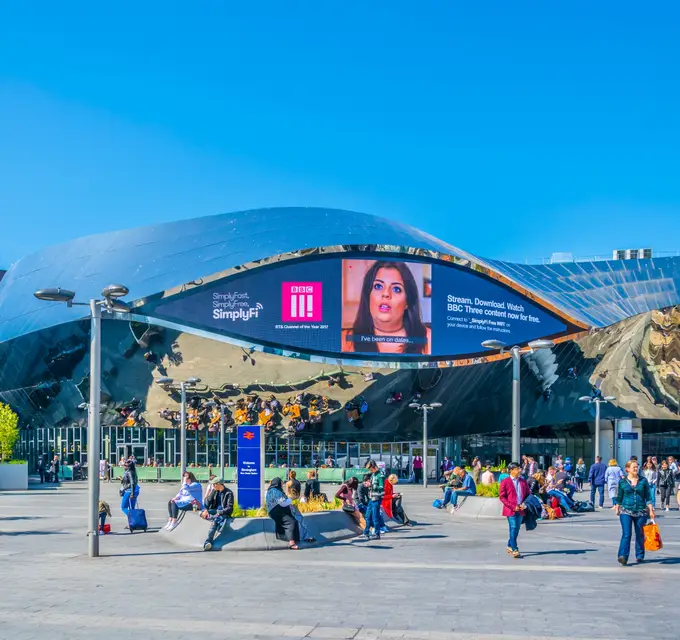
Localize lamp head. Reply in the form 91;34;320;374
101;284;129;299
527;339;555;350
408;402;421;409
429;402;442;408
481;339;505;351
578;396;592;402
603;396;616;401
104;299;131;313
186;377;201;385
156;377;174;385
34;288;76;304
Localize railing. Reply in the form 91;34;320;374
107;466;358;484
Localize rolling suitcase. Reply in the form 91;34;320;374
127;503;148;533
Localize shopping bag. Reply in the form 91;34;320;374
643;521;663;551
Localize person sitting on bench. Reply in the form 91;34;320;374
201;478;234;551
164;471;203;531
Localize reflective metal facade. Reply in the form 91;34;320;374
0;207;480;344
2;207;680;455
490;257;680;328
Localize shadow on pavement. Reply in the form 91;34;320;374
108;528;163;536
0;531;68;536
521;548;597;557
332;541;394;550
637;557;680;565
0;516;48;521
103;550;203;557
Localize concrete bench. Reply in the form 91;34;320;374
159;509;362;551
448;495;504;519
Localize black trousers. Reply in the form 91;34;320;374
392;496;410;525
659;485;673;508
168;501;194;518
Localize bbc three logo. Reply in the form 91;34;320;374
282;282;322;322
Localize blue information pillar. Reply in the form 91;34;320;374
237;425;265;509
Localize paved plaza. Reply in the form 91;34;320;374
1;480;678;640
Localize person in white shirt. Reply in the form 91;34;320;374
481;465;495;485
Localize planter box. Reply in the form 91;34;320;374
0;463;28;490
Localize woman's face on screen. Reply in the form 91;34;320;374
369;267;408;331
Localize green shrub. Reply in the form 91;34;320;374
476;483;500;498
3;460;27;465
0;403;19;462
232;497;342;518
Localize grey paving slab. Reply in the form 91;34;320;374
0;481;678;639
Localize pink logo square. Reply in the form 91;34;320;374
282;282;323;322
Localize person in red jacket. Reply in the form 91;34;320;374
499;462;530;558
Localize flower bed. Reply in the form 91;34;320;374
232;497;343;518
475;482;500;498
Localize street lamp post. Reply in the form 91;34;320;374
481;338;555;463
156;376;201;477
408;401;442;488
34;284;131;558
579;395;616;460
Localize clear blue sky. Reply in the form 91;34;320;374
1;1;679;267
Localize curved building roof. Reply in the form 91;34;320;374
2;206;680;343
489;257;680;328
0;207;479;344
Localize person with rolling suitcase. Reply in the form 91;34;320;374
120;459;146;532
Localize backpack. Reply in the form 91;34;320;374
573;501;594;513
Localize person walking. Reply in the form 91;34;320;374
574;458;587;492
588;456;607;509
120;459;140;520
499;462;530;559
412;456;423;484
605;459;624;509
37;456;45;483
642;461;658;509
658;460;675;512
616;459;655;565
360;460;385;540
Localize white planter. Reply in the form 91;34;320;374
0;463;28;490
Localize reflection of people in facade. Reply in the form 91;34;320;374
342;261;431;354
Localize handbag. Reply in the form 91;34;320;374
342;504;356;513
643;520;663;551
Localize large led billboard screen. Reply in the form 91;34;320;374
150;254;575;362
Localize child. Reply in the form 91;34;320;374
98;500;112;533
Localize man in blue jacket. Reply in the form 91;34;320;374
588;456;607;508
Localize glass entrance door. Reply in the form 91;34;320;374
409;443;438;481
117;444;147;464
165;440;176;467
